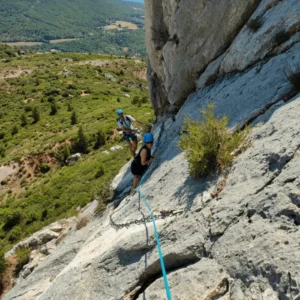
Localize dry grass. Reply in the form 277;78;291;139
265;0;283;11
76;217;89;230
286;71;300;91
4;42;43;47
50;39;78;44
104;21;138;31
274;30;290;45
247;16;263;32
205;73;219;86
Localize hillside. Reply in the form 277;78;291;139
0;44;153;271
0;0;145;56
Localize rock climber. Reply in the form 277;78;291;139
131;133;155;190
116;109;143;157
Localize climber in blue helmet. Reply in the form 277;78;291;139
131;133;155;190
116;109;144;157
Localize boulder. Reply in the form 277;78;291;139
110;145;123;152
104;73;117;82
66;153;81;165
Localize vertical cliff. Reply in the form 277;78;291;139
145;0;300;116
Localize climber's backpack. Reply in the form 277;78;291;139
117;115;132;129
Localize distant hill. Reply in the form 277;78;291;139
0;0;146;56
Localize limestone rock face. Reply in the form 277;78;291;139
4;93;300;299
220;0;300;73
145;0;261;114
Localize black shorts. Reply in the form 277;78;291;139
131;160;147;177
124;132;137;142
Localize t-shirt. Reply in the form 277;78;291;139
117;115;135;130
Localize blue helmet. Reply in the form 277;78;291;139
116;109;124;115
144;133;154;143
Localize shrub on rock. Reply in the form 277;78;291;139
179;104;248;178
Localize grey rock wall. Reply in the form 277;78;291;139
145;0;261;115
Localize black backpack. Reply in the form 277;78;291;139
117;115;131;128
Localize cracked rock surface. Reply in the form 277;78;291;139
4;92;300;299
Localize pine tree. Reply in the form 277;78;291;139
71;111;78;125
94;129;106;149
11;125;19;135
20;114;28;127
32;107;40;123
67;102;73;112
50;101;58;115
76;126;88;154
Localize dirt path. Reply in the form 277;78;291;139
0;66;33;80
0;166;15;182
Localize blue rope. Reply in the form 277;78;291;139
137;172;172;300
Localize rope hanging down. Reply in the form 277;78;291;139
136;171;172;300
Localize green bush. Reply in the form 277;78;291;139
20;178;27;187
32;107;40;123
71;111;78;125
0;255;6;275
15;246;31;275
50;101;58;115
41;209;48;221
94;129;106;149
45;89;60;96
8;226;22;242
20;113;28;127
179;104;248;178
40;164;51;173
132;96;140;105
95;164;105;178
73;126;88;154
55;143;71;164
67;102;73;112
97;184;114;204
11;125;19;136
3;211;22;232
25;213;38;225
0;143;5;158
141;96;148;103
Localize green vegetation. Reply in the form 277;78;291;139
0;47;153;258
0;255;5;293
179;104;248;178
0;0;144;41
28;30;147;57
0;0;145;56
15;246;31;275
